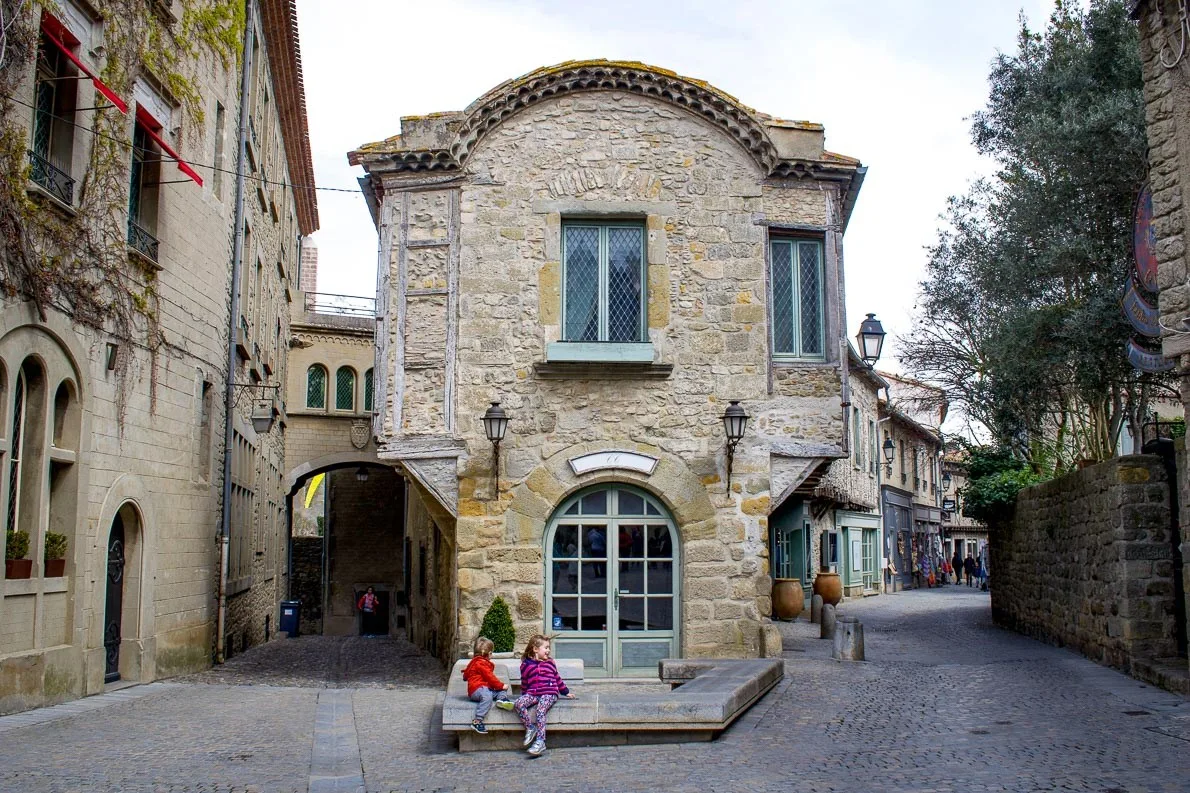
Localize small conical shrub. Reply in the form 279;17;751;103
478;596;516;653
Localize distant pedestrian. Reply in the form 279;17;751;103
977;559;988;590
461;636;515;734
952;549;964;585
514;634;576;757
357;586;380;635
964;554;977;587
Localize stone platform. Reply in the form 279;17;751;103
442;657;784;751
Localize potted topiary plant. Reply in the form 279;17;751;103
478;596;516;656
44;532;67;578
5;529;31;579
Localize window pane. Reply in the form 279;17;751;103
619;561;644;594
364;368;373;413
798;242;822;356
618;597;645;631
617;526;645;559
335;367;355;411
645;500;661;516
564;226;600;341
581;560;607;594
770;241;795;354
646;526;672;558
580;490;607;515
607;227;643;342
647;597;673;630
581;525;607;559
552;561;578;594
552;597;578;630
552;525;578;557
580;597;607;631
617;490;645;515
647;561;673;594
306;367;325;409
562;501;579;516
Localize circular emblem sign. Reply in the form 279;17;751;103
1133;184;1158;293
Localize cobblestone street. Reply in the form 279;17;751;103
0;588;1186;793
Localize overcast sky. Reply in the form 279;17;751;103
295;0;1056;369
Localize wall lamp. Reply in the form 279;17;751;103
482;401;509;498
722;400;750;488
882;432;895;476
356;466;370;483
942;471;952;492
857;313;887;366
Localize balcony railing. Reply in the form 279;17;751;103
27;149;74;206
127;219;159;263
304;291;376;317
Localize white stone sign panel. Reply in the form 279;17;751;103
568;451;659;477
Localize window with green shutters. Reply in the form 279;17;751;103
562;222;646;342
306;365;326;409
770;238;825;359
364;368;373;413
335;367;355;412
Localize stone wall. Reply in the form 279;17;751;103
290;536;323;634
991;455;1179;676
405;484;455;661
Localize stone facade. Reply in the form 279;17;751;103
1128;0;1190;682
991;455;1181;684
0;0;316;711
879;404;943;591
351;61;870;672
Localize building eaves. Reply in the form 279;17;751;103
882;402;942;446
260;0;318;235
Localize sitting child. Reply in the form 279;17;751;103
461;636;515;733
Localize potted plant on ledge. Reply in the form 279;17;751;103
44;532;67;578
5;529;31;579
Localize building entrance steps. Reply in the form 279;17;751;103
442;657;784;751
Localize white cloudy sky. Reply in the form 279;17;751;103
295;0;1056;369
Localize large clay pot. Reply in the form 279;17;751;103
772;578;805;621
813;570;843;606
4;559;32;579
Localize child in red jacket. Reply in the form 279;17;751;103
461;636;515;733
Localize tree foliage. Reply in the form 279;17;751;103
959;446;1041;523
478;596;516;653
900;0;1172;472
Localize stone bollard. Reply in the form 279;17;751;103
832;616;865;661
810;594;823;624
820;603;837;639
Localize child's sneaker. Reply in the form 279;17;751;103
470;720;487;734
527;738;546;756
522;727;537;747
495;699;515;711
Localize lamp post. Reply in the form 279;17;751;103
722;400;750;488
482;401;509;499
857;313;887;365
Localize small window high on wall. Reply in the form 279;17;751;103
127;115;162;263
770;238;825;360
306;365;326;410
335;367;355;412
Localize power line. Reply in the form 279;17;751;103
3;92;364;194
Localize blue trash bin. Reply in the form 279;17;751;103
279;600;300;637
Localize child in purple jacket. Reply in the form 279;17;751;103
513;634;576;756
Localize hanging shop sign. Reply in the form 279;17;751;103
1122;282;1161;338
1126;338;1176;373
1134;183;1159;293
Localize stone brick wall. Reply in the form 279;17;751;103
991;455;1179;675
290;536;323;634
405;485;455;661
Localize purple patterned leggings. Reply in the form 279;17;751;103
513;693;559;741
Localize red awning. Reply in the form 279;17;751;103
40;19;128;115
136;107;204;188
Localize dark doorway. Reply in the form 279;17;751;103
103;513;126;683
358;589;390;636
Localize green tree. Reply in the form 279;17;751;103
478;596;516;653
900;0;1174;471
959;445;1041;523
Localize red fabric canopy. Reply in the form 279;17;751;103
136;107;203;187
40;20;128;115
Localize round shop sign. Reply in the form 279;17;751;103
1133;183;1158;293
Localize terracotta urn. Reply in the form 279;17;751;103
772;578;805;621
813;570;843;606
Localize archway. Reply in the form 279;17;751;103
544;484;678;677
102;502;143;682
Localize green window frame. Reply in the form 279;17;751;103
306;365;326;410
335;366;355;412
363;368;373;413
770;238;825;359
562;221;646;343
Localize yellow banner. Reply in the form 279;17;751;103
304;473;325;509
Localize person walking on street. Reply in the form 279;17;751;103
952;549;964;585
964;554;977;587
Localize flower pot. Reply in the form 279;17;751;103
772;578;805;620
5;559;32;579
44;558;65;578
812;570;842;606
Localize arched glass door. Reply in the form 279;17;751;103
545;485;678;677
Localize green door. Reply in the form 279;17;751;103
546;485;679;677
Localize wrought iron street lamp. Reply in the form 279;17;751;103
942;471;952;492
356;466;370;483
882;433;895;476
722;400;749;488
857;313;887;365
482;401;509;498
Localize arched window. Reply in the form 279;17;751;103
306;365;326;409
6;369;26;536
363;368;374;413
335;366;355;412
544;484;678;677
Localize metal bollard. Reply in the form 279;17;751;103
832;616;865;661
820;603;837;639
810;594;823;624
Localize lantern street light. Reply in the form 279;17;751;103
721;400;750;488
942;471;952;492
882;433;895;476
356;466;370;483
857;313;887;365
482;401;510;499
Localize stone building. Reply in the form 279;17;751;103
878;398;944;592
349;60;873;674
1129;0;1190;682
940;455;987;570
0;0;316;713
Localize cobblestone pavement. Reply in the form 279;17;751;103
0;588;1186;792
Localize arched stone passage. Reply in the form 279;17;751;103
285;450;382;496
